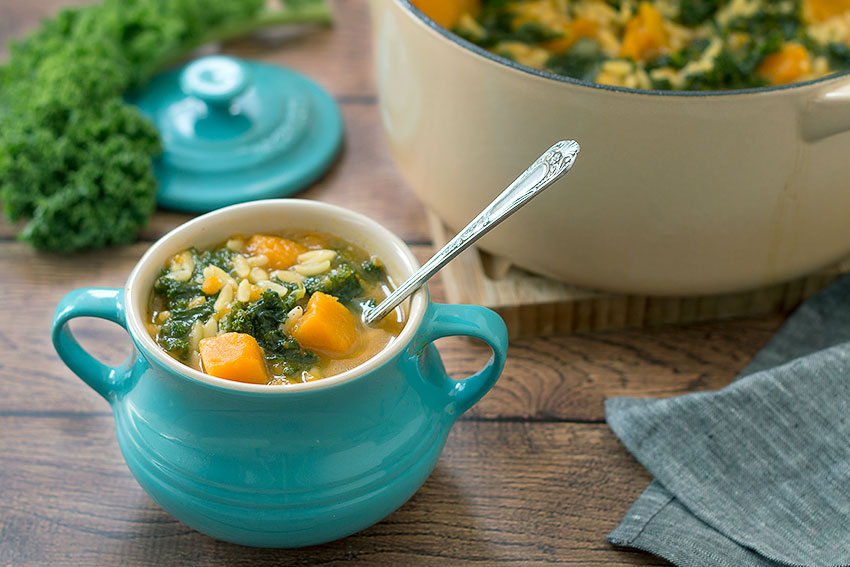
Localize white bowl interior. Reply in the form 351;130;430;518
124;199;427;393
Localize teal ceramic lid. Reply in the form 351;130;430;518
132;55;343;212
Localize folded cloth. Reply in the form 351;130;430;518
606;274;850;567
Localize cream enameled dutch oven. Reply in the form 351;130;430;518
370;0;850;296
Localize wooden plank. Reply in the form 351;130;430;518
0;415;666;566
223;0;378;98
0;239;778;420
430;212;843;339
470;317;779;421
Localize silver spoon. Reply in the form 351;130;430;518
364;139;580;325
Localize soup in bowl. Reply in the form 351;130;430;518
51;199;508;546
146;230;405;385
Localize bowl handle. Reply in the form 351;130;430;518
802;78;850;141
51;288;133;402
412;303;508;416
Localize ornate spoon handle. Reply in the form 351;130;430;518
364;140;580;325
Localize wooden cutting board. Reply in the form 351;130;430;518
427;211;850;339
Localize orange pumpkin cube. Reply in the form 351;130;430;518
199;332;268;384
411;0;481;28
201;274;224;295
545;17;599;55
291;292;357;356
757;43;812;86
803;0;850;22
620;2;669;61
246;234;308;270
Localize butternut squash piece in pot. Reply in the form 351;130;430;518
246;234;308;270
803;0;850;22
199;332;269;384
619;2;669;61
291;292;357;356
757;43;812;85
411;0;481;29
545;17;599;55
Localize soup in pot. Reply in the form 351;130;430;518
415;0;850;90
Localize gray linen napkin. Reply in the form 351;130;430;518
606;274;850;567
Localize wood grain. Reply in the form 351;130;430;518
0;415;664;567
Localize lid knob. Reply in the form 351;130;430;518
180;56;250;106
178;56;252;139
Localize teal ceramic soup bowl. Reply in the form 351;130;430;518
51;199;508;547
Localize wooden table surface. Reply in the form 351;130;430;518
0;2;785;565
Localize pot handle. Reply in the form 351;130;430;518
413;303;508;416
52;288;132;402
802;78;850;142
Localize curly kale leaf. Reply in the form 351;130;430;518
151;246;233;311
158;300;214;359
725;0;802;40
153;271;203;311
682;35;782;90
481;0;516;8
649;38;712;71
221;290;296;337
2;98;160;251
825;42;850;68
304;261;363;303
508;22;564;44
218;304;253;336
360;258;387;281
546;38;607;82
677;0;724;26
454;2;562;48
192;247;233;277
262;335;319;377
